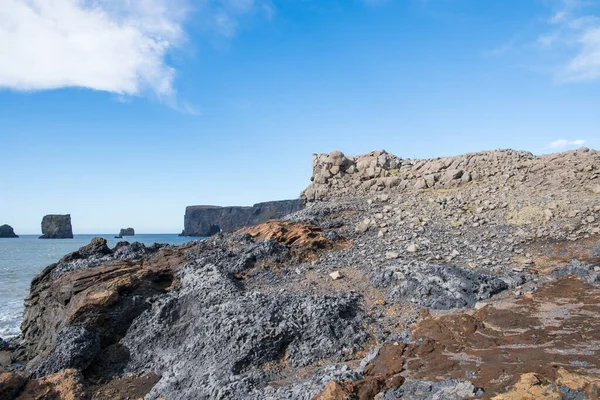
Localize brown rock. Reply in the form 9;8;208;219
0;372;27;399
491;373;559;400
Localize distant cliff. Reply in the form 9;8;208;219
0;224;18;238
39;214;73;239
182;200;304;237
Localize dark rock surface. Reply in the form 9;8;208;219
371;260;514;309
32;326;100;378
0;224;18;238
118;228;135;237
39;214;73;239
182;199;304;237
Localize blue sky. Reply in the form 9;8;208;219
0;0;599;234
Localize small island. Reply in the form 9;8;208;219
39;214;74;239
115;227;135;238
0;224;18;238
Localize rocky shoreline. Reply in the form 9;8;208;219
1;148;599;399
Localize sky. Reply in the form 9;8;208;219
0;0;599;234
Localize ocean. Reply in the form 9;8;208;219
0;234;198;339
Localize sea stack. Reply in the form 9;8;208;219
0;224;18;238
119;228;135;237
39;214;73;239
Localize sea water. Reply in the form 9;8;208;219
0;234;198;338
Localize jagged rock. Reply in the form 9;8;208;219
32;326;100;378
371;261;512;309
39;214;73;239
0;224;18;238
21;239;176;371
182;200;304;237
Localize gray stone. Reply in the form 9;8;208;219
39;214;73;239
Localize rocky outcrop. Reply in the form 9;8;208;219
39;214;73;239
0;224;18;238
301;148;600;201
182;199;304;236
118;228;135;237
20;238;173;372
5;148;600;399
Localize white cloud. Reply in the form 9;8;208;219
536;0;600;82
0;0;189;99
546;139;586;149
0;0;273;105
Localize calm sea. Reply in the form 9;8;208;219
0;234;198;338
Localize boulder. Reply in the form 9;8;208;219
39;215;73;239
0;224;18;238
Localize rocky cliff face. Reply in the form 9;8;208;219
182;199;304;236
2;148;600;400
119;228;135;236
39;215;73;239
301;148;600;201
0;224;18;238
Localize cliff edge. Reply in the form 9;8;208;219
182;199;304;237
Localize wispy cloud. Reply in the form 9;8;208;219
537;0;600;82
0;0;272;108
546;139;587;149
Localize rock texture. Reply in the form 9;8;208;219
39;214;73;239
182;199;304;236
118;228;135;237
301;148;600;202
0;224;18;238
3;148;600;400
